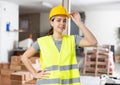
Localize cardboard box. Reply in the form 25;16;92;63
1;75;11;85
10;64;27;71
0;63;10;69
1;69;14;75
115;56;120;63
2;63;10;69
0;63;2;69
0;69;15;85
11;56;22;65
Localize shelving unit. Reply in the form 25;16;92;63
82;45;114;76
6;29;27;32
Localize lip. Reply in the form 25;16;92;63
58;27;65;30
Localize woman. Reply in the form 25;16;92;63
21;4;97;85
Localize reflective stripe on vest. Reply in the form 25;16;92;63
36;77;80;84
46;64;78;71
37;35;81;85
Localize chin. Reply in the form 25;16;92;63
57;29;62;32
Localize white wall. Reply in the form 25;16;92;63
40;13;50;36
0;1;19;62
85;10;120;52
0;5;1;57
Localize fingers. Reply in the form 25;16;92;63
40;74;50;79
35;69;50;79
41;69;50;75
40;69;50;79
70;11;81;24
70;12;80;20
70;11;79;16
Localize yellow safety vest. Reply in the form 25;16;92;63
37;35;81;85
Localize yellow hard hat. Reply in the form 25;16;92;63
49;4;70;20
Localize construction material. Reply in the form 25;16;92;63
0;56;39;85
10;71;33;84
115;55;120;63
99;74;120;85
83;45;114;76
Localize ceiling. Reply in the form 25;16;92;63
1;0;120;13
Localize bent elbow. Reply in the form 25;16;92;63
21;55;24;62
93;41;98;46
90;40;98;46
21;55;27;63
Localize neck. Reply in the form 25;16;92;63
52;33;63;41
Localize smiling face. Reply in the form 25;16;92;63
50;15;67;34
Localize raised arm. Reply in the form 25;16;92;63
70;11;98;47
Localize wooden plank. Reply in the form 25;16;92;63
11;71;33;81
82;45;113;76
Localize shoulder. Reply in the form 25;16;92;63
37;35;51;41
63;35;75;42
63;35;74;38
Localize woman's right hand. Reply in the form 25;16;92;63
33;69;50;79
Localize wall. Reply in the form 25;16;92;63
40;13;50;36
0;5;1;57
0;1;19;62
70;12;85;36
85;10;120;53
19;13;40;41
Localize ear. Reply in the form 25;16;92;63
50;20;54;27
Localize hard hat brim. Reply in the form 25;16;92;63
49;14;70;20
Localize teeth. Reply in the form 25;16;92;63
60;27;64;29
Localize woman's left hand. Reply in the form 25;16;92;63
70;11;82;25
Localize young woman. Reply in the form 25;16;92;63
21;4;97;85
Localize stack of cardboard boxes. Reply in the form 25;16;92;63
0;56;40;85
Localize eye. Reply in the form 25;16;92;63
56;19;61;22
63;19;66;23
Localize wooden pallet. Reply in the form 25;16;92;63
82;45;114;76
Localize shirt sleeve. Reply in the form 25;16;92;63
74;35;82;47
32;41;40;52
